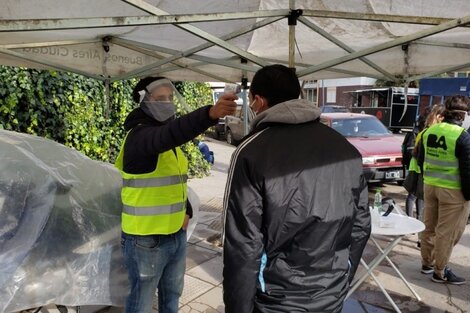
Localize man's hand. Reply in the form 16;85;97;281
209;93;238;120
182;214;190;231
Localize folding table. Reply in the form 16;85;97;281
347;212;425;313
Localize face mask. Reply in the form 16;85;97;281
141;101;176;122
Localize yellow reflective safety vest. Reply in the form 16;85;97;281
423;122;464;189
408;157;420;174
115;135;188;235
408;130;425;174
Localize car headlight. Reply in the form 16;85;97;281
362;157;375;165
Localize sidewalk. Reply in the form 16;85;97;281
182;137;470;313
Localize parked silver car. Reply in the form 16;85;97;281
225;105;253;146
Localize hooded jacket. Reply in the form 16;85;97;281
223;99;371;313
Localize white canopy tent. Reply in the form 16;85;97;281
1;0;470;84
1;2;470;310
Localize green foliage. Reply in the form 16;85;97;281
374;76;419;88
181;139;211;178
0;66;213;177
175;81;213;111
0;66;135;162
174;81;213;177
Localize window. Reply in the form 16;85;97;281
331;117;390;137
392;94;419;105
327;87;336;103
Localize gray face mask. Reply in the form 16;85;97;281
141;101;176;122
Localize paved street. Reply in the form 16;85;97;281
182;137;470;313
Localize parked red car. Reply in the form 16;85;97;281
320;113;404;184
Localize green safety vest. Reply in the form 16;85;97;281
423;122;464;189
408;157;421;174
408;130;425;174
115;134;188;235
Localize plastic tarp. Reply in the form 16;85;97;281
0;129;199;313
1;1;470;82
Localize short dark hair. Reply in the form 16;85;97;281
443;95;470;122
132;76;167;103
250;64;300;107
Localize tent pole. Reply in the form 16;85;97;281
316;80;320;107
288;26;295;68
288;0;295;68
288;2;301;70
241;58;250;136
399;45;410;122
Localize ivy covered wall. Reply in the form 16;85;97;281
0;66;213;177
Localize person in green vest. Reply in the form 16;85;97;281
403;104;444;248
115;77;237;313
418;95;470;285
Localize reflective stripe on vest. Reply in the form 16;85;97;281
115;132;188;235
423;123;463;189
424;171;460;182
424;157;459;168
123;175;188;188
123;202;184;216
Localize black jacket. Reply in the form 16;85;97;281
122;105;217;216
223;100;371;313
417;119;470;200
402;125;418;168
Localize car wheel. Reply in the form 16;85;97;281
226;129;235;146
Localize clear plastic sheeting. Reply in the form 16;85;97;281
0;129;127;312
0;129;200;313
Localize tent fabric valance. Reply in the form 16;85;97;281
1;0;470;83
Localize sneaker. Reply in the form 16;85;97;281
432;268;466;285
421;265;434;274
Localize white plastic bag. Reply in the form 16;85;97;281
186;187;200;240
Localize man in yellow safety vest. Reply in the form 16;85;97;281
115;77;237;313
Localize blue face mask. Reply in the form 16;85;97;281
140;101;176;122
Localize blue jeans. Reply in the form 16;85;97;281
121;229;186;313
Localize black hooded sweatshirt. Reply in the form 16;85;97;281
223;99;371;313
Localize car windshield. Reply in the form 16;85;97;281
331;117;391;137
322;106;349;113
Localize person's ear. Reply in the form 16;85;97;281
255;95;267;110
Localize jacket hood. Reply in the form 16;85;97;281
124;107;160;131
250;99;321;129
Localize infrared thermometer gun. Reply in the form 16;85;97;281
224;83;241;95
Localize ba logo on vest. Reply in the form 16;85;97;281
427;134;447;150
